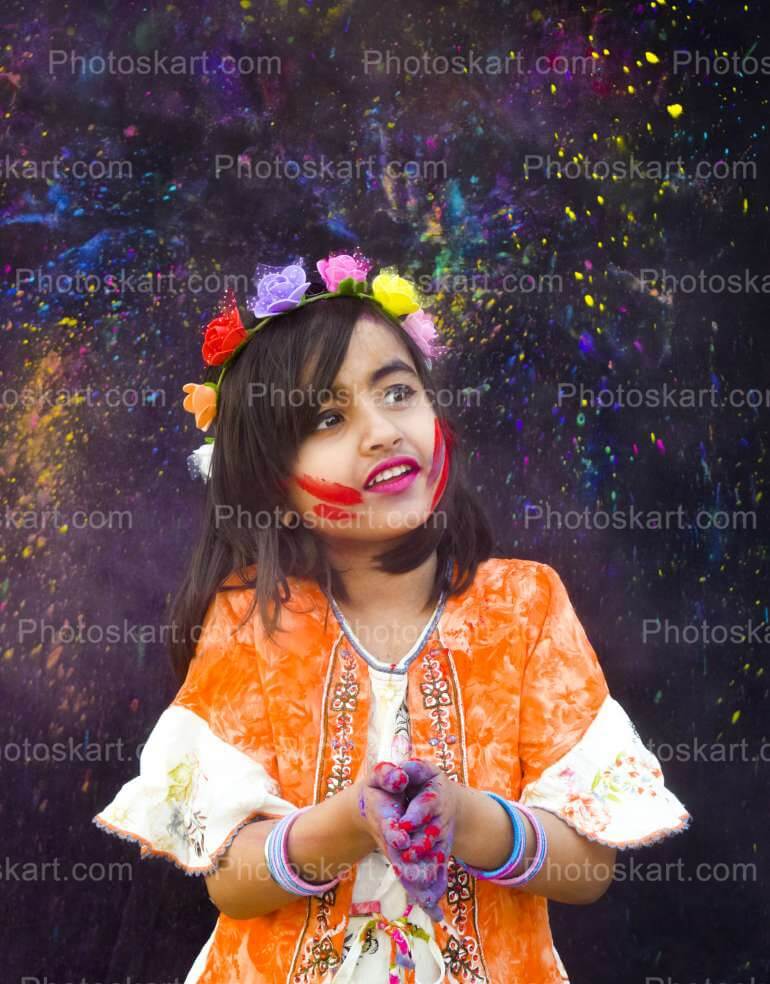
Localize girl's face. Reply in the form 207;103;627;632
283;314;450;542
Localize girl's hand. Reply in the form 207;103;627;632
362;758;460;921
389;759;463;921
353;761;450;921
352;762;411;857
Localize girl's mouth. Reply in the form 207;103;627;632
364;465;420;495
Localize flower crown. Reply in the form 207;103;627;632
182;252;444;481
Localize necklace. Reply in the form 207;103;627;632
325;556;453;674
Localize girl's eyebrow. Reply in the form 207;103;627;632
325;359;418;399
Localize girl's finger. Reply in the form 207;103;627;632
412;822;443;858
371;761;409;794
399;855;442;889
382;819;410;851
398;759;440;790
367;788;404;824
402;830;453;879
361;787;406;848
396;782;440;830
417;853;449;903
397;830;452;887
423;901;444;923
415;885;445;923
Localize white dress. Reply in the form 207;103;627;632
337;659;447;983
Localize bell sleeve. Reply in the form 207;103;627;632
516;563;692;849
91;590;297;876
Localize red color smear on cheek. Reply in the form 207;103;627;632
313;503;355;520
295;473;363;505
427;419;443;484
429;437;451;512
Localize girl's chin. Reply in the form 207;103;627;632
312;509;434;539
300;490;436;534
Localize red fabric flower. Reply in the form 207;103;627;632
201;305;247;366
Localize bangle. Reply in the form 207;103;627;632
455;791;526;879
456;793;548;888
264;807;342;897
490;801;548;887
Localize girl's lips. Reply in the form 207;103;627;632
365;467;420;495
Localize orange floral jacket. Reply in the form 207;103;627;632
93;557;691;983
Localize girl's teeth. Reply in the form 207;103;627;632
369;466;411;487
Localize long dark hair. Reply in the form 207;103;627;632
167;293;495;686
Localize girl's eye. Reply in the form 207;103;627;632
385;383;417;405
314;384;417;431
315;410;343;432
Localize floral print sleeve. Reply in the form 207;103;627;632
91;590;297;876
517;564;692;849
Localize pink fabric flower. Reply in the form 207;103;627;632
402;309;439;359
316;253;370;292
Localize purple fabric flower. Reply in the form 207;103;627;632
250;264;310;318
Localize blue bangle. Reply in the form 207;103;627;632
455;791;526;880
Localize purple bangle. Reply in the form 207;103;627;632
264;806;342;896
491;802;548;887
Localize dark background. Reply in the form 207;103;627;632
0;0;767;981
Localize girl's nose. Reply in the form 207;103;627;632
360;403;401;452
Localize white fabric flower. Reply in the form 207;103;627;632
187;442;214;482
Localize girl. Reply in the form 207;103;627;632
93;253;692;984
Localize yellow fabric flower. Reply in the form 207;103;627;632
371;272;420;317
182;383;217;432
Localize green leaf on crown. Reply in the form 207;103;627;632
335;277;357;295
